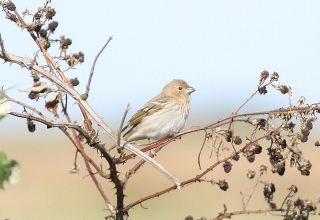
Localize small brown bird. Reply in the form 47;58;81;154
122;79;195;142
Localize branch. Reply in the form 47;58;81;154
0;33;10;61
85;36;113;96
0;52;181;187
123;134;268;212
242;170;264;210
118;103;131;147
0;87;116;214
212;208;285;220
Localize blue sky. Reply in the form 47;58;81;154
1;0;320;128
1;1;320;219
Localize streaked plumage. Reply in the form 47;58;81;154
122;79;195;142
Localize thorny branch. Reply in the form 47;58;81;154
0;52;181;187
1;1;320;220
0;87;116;214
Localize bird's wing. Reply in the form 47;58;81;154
122;94;168;132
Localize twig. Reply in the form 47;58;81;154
123;147;162;187
197;130;208;170
12;8;68;82
7;111;110;177
123;135;268;212
212;208;286;220
1;53;181;187
61;100;115;213
0;33;6;54
0;33;10;61
243;171;263;210
117;103;131;147
1;87;116;213
234;80;274;114
280;186;297;209
114;136;177;163
85;36;113;96
240;192;245;210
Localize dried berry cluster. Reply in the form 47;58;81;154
243;141;262;163
263;182;276;203
0;1;85;131
284;197;317;220
1;1;17;22
1;0;84;67
201;70;320;219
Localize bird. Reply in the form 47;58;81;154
122;79;195;142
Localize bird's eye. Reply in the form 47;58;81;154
178;86;183;90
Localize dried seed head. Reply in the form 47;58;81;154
216;179;229;191
278;85;289;94
247;155;255;163
232;135;242;145
259;70;269;82
27;118;36;132
300;170;310;176
5;12;17;22
268;148;283;164
28;91;40;101
293;198;304;207
297;96;306;105
45;93;61;119
259;165;268;174
232;153;240;161
245;142;262;154
3;1;16;11
288;185;298;193
224;130;232;142
304;160;312;171
263;182;276;202
288;122;296;133
69;77;79;87
60;35;72;50
300;128;310;137
305;200;317;212
34;11;42;20
271;72;279;81
32;74;40;82
305;121;313;130
277;163;285;176
278;138;287;149
75;51;85;63
315;140;320;147
48;21;58;32
40;37;50;50
258;85;267;95
39;29;47;38
247;170;255;179
223;161;232;173
46;7;56;20
252;118;266;129
290;158;295;167
299;134;308;143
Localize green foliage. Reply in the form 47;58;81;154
0;151;20;189
0;95;10;121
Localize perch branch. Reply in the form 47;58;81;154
0;52;181;187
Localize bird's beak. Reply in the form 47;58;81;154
186;86;195;94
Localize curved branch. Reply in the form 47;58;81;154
86;36;113;96
0;52;181;187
